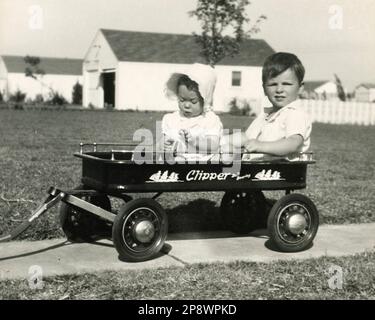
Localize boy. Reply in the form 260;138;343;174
222;52;311;160
160;63;223;159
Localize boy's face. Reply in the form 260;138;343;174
263;68;304;109
177;85;203;118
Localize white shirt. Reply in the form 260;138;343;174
162;110;223;143
162;110;223;161
245;100;312;160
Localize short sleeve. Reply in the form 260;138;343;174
202;111;223;137
245;115;264;140
161;112;179;140
285;109;312;140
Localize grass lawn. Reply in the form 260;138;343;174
0;251;374;299
0;109;374;240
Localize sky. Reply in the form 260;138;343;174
0;0;374;90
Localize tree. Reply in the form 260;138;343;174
24;55;55;96
24;56;45;79
189;0;266;66
72;81;82;105
334;73;346;102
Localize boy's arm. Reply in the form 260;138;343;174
220;131;247;150
244;134;303;156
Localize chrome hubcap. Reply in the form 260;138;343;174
277;203;311;244
286;213;308;235
133;220;155;243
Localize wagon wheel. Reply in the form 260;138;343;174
112;198;168;262
267;193;319;252
60;186;112;242
220;191;267;234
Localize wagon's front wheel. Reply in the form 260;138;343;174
112;198;168;262
267;193;319;252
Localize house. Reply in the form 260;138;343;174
83;29;275;113
0;55;83;103
355;83;375;102
301;80;339;100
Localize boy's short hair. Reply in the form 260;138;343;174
177;75;204;105
262;52;305;84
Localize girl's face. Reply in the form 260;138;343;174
177;85;203;118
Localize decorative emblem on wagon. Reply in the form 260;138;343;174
253;169;283;181
148;171;182;183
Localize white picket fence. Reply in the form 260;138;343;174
299;99;375;126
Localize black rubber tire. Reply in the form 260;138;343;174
220;191;267;234
112;198;168;262
267;193;319;252
60;186;112;242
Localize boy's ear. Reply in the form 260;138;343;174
298;81;305;95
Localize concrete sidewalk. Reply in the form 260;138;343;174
0;223;374;280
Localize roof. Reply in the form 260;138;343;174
356;83;375;90
100;29;275;66
1;55;83;75
303;81;330;92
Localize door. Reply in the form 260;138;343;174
103;72;116;108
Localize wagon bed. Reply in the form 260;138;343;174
76;150;314;194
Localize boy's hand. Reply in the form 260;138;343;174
244;139;260;153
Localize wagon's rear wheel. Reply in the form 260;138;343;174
112;198;168;262
60;186;112;242
267;193;319;252
220;191;268;234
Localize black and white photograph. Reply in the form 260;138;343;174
0;0;374;305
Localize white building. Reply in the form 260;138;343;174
0;55;83;103
355;83;375;102
302;81;339;100
83;29;275;113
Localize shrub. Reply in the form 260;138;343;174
47;91;67;106
72;81;82;105
9;89;27;109
34;94;44;104
228;97;241;115
228;97;253;116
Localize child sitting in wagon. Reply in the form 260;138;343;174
159;63;223;161
221;52;312;161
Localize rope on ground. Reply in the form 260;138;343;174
0;194;37;207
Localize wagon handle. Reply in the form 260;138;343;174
0;187;64;243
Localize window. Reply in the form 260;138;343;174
232;71;241;87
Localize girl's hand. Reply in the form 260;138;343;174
179;129;193;143
164;137;176;152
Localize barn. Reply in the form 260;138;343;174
83;29;275;113
0;55;83;103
